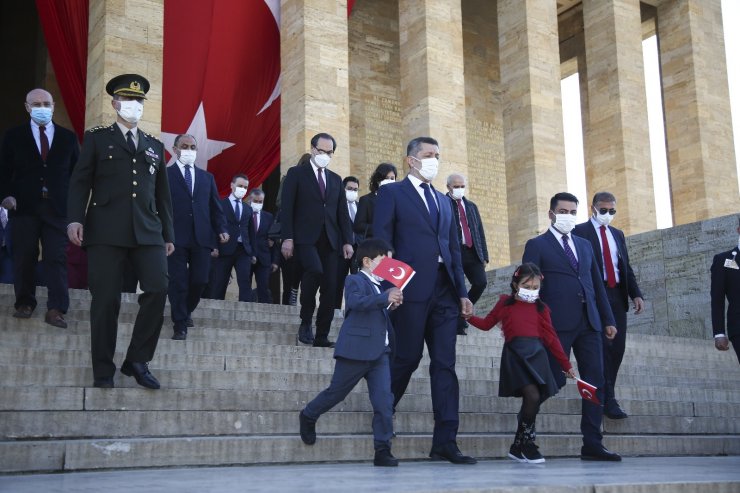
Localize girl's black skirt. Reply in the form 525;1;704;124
498;337;560;401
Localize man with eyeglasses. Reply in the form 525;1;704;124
67;74;174;390
573;192;643;420
0;88;79;328
280;133;354;347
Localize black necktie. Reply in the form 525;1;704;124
126;130;136;154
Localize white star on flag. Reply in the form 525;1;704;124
161;102;235;170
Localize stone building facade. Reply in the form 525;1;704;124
79;0;737;265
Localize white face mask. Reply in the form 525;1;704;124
379;178;395;187
233;187;248;199
412;156;439;181
518;287;539;303
117;100;144;124
251;202;263;212
594;211;614;226
178;149;196;166
553;213;577;234
450;187;465;200
345;190;358;202
313;153;331;168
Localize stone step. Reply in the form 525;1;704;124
3;408;737;440
3;365;740;405
2;433;737;474
4;387;719;418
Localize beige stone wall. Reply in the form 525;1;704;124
85;0;164;133
462;0;509;268
348;0;404;188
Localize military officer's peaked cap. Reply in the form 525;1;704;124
106;74;149;99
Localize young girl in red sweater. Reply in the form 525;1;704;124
466;262;576;463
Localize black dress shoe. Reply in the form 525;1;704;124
581;445;622;461
172;331;187;341
13;305;33;319
374;449;399;467
604;402;629;420
299;411;316;445
429;442;477;464
298;322;314;345
186;317;194;328
312;338;335;348
93;377;114;388
120;360;160;389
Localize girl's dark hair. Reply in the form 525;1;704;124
369;163;398;192
504;262;546;312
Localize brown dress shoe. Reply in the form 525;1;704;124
45;309;68;329
13;305;33;319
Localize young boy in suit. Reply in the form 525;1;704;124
299;238;402;466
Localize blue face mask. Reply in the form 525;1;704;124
30;107;53;125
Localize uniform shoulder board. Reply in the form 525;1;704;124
143;131;162;144
87;125;108;133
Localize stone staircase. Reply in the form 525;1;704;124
1;285;739;473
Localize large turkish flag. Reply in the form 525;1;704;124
161;0;281;195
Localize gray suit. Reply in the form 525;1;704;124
303;272;394;450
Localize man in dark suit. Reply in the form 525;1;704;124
335;176;360;309
67;74;174;390
246;189;279;303
446;173;489;336
0;206;12;283
573;192;644;419
280;133;354;348
522;192;620;461
711;216;740;364
167;134;228;340
373;136;476;465
0;88;80;327
209;173;254;302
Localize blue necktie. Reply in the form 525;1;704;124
183;164;193;195
234;198;241;220
420;183;438;230
561;234;579;272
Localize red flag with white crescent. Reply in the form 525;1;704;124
161;0;281;195
576;378;600;405
372;257;416;290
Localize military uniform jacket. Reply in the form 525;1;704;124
67;123;174;248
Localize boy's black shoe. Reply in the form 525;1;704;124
374;449;399;467
299;411;316;445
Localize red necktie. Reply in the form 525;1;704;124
39;125;49;162
317;168;326;200
456;200;473;248
600;225;617;288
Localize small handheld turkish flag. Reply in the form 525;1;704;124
371;257;416;290
576;378;600;405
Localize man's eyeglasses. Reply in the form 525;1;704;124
597;208;617;215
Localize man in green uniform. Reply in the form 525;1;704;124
67;74;174;389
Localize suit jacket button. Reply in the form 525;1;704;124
133;181;138;186
108;155;112;159
132;158;137;163
132;193;137;198
133;169;137;174
92;202;97;206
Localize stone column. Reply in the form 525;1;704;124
582;0;655;234
498;0;567;258
398;0;468;188
280;0;351;177
658;0;738;224
85;0;164;133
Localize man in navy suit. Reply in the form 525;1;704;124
373;136;476;464
299;238;401;467
0;206;12;283
522;192;620;461
335;176;360;309
711;216;740;364
246;189;279;303
209;174;254;302
166;134;228;340
0;88;79;328
573;192;644;419
280;133;354;347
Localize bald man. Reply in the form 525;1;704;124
0;89;79;328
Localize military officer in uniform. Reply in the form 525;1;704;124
67;74;174;390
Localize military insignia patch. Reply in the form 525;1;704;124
145;147;159;160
